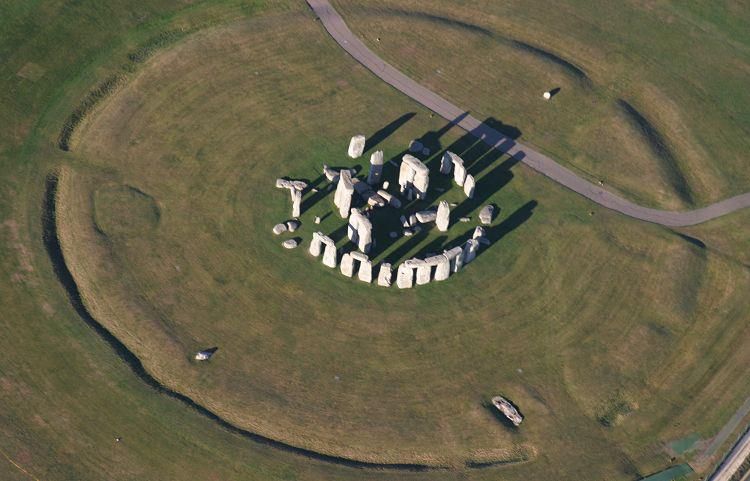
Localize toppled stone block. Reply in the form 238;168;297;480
415;209;437;224
282;239;299;249
377;190;401;208
273;223;287;235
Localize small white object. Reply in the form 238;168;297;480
459;217;471;223
286;220;300;232
282;239;299;249
273;223;287;235
195;350;214;361
314;216;321;224
348;134;366;158
543;91;551;100
382;181;390;189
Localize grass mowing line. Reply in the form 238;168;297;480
0;447;41;481
41;169;541;473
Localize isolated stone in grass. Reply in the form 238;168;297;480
459;216;471;223
272;223;287;235
543;91;552;100
479;205;495;225
348;134;366;158
282;239;298;249
195;349;215;361
314;216;321;224
436;200;450;232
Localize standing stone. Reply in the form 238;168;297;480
396;263;414;289
464;174;476;199
367;150;384;186
290;188;302;218
348;134;366;158
409;140;423;153
473;226;486;240
309;232;323;257
436;200;450;232
286;220;300;232
445;246;464;273
434;254;451;281
322;242;338;268
463;239;480;264
399;155;430;200
340;253;355;277
348;209;372;253
414;260;431;285
440;152;454;175
334;170;354;218
453;159;467;186
377;263;393;287
358;259;373;283
479;205;495;225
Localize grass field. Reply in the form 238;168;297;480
332;0;750;210
1;1;749;480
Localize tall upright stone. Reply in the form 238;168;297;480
348;134;366;158
290;188;302;218
377;263;393;287
396;263;414;289
339;253;355;277
398;154;430;200
358;259;373;283
445;246;464;273
464;174;476;199
436;200;450;232
453;159;467;186
367;150;384;186
440;152;453;175
348;209;372;254
334;169;354;218
434;254;451;281
463;238;480;264
322;241;338;268
309;232;323;257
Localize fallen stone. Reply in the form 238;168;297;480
273;223;287;235
382;181;390;189
389;231;398;239
459;216;471;222
282;239;299;249
377;190;401;208
403;228;415;237
415;210;437;224
479;205;495;225
314;216;321;224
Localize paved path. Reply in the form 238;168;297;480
306;0;750;227
707;427;750;481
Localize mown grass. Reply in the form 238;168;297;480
1;1;749;480
332;0;750;209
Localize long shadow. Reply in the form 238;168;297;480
476;200;537;259
40;173;437;472
364;112;415;153
451;152;524;222
385;229;429;264
300;174;327;214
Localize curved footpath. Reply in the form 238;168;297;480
306;0;750;227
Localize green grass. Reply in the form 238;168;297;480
1;1;749;480
332;0;750;210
